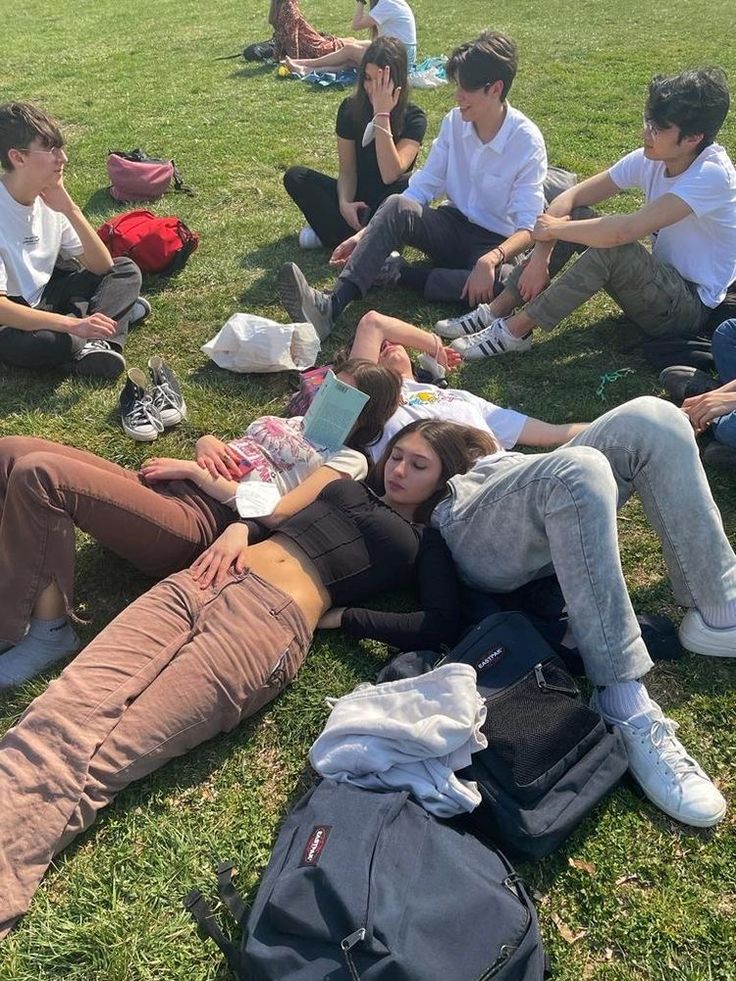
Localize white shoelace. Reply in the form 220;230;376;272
152;381;181;412
647;717;701;781
128;394;164;432
454;304;495;334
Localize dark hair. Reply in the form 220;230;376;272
446;30;518;101
0;102;64;171
370;418;498;522
645;68;730;152
342;359;402;456
349;35;410;134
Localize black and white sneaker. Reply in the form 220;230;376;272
450;318;533;359
119;368;164;442
434;303;496;340
71;339;126;379
129;297;152;326
278;261;334;340
148;355;187;427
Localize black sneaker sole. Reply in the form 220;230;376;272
71;350;126;380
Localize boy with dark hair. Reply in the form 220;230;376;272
278;30;547;339
436;67;736;359
0;102;148;379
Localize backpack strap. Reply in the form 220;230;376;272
183;888;243;972
171;161;194;194
216;861;248;926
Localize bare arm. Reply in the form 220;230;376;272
0;294;116;338
350;310;460;369
517;418;589;447
352;1;376;30
337;136;364;232
463;228;535;307
41;181;113;275
370;66;421;185
260;464;352;527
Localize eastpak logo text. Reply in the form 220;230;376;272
476;645;508;672
300;825;332;867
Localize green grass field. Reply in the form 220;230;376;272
1;0;735;977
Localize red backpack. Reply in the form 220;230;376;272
97;209;199;275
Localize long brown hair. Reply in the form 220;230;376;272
349;35;410;134
369;419;499;522
342;359;402;457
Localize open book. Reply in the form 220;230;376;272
303;369;369;452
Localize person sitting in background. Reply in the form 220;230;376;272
270;0;344;62
284;37;426;250
283;0;417;74
436;67;736;361
0;101;148;380
0;360;399;688
278;30;547;339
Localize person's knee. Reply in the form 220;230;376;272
553;446;618;504
111;256;143;291
0;435;38;463
283;165;308;195
617;395;694;447
712;318;736;364
7;451;68;502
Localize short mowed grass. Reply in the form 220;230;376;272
1;0;736;977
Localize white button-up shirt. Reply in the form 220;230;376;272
403;105;547;236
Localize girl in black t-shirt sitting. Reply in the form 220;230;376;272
283;36;427;250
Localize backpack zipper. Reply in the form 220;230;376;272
534;662;577;696
475;943;514;980
340;927;366;981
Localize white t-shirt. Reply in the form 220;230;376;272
369;0;416;47
227;415;367;511
367;379;528;461
608;144;736;307
0;181;84;307
404;105;547;236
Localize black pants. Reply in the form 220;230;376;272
283;165;408;251
0;257;141;369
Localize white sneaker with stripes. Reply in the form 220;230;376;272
450;318;533;359
434;303;495;339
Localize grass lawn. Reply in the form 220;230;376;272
1;0;736;977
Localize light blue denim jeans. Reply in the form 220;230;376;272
432;397;736;685
710;318;736;448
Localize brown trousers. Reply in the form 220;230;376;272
0;436;237;643
0;567;311;937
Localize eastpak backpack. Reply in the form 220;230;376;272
186;780;547;980
378;612;629;860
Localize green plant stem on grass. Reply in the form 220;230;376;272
1;1;735;978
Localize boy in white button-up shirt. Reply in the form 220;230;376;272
278;30;548;340
438;68;736;361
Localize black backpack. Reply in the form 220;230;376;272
378;612;629;860
186;780;547;980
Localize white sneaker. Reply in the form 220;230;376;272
594;694;726;828
298;226;323;249
679;610;736;658
435;303;495;339
129;296;152;325
450;319;533;359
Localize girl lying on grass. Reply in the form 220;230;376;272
0;418;491;936
0;359;399;687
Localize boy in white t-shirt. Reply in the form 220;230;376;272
0;102;148;379
437;68;736;360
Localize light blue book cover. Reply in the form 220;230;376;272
303;370;369;452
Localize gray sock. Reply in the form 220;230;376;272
0;617;80;689
596;680;653;724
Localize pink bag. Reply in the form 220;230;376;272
106;149;191;202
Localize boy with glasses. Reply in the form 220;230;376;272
278;30;548;339
435;68;736;359
0;101;148;378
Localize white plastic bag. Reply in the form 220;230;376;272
201;313;321;373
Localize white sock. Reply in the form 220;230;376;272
596;680;653;723
697;601;736;629
0;617;80;688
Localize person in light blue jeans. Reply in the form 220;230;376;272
678;318;736;449
430;396;735;829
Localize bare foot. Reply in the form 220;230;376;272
283;56;307;76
